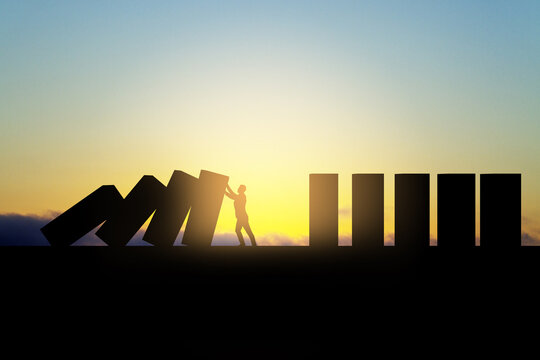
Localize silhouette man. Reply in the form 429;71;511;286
225;184;256;246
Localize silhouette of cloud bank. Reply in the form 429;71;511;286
0;213;50;245
1;213;539;246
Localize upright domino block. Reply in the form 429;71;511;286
309;174;338;247
437;174;475;247
395;174;430;248
41;185;123;246
352;174;384;249
480;174;521;247
96;176;166;246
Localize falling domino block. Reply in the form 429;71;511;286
96;175;167;246
143;170;198;246
40;185;123;246
182;170;229;247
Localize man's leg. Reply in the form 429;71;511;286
244;223;256;246
235;221;246;246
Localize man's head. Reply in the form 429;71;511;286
238;185;246;193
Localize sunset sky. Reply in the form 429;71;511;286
1;1;539;245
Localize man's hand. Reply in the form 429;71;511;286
225;183;235;199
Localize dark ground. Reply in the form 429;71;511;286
1;245;537;358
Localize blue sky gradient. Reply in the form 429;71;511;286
1;1;539;243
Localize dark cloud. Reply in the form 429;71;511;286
0;213;51;245
0;213;151;246
0;213;308;246
2;213;540;247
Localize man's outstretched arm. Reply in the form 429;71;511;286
226;184;237;195
225;184;237;199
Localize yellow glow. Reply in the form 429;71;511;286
1;44;538;245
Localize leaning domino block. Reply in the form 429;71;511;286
143;170;197;246
96;175;166;246
41;185;123;246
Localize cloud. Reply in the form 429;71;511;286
0;212;409;247
3;213;540;247
0;213;151;246
385;233;395;246
521;216;540;246
0;213;51;245
522;233;540;246
340;233;436;246
257;233;308;246
208;232;239;246
0;213;309;246
211;232;308;246
340;235;352;246
75;229;150;246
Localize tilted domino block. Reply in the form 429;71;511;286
143;170;197;246
41;185;123;246
96;175;167;246
182;170;229;247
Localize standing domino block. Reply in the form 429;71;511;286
437;174;475;247
309;174;338;248
480;174;521;247
395;174;430;248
